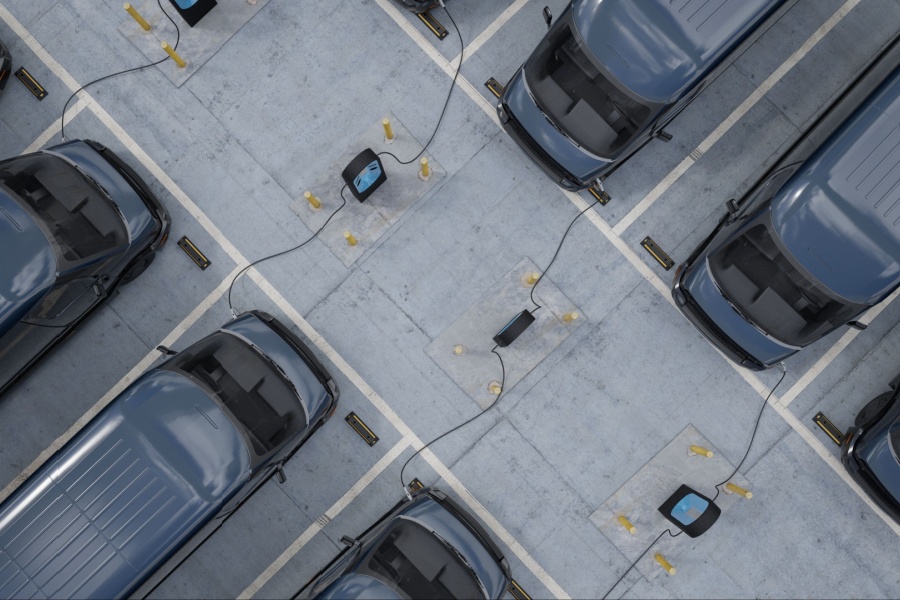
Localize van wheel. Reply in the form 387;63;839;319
121;252;155;285
855;392;894;428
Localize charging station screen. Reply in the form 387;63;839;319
355;161;382;193
670;493;709;526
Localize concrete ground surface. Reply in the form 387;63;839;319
1;0;900;598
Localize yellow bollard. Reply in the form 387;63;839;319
418;156;431;181
344;231;358;247
688;445;714;458
724;482;752;499
562;312;579;322
655;554;676;575
124;3;152;31
617;515;636;535
453;344;465;356
521;271;540;287
161;42;186;69
383;118;395;144
304;191;321;210
488;381;502;395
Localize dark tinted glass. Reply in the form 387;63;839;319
524;12;657;157
165;332;305;456
0;155;126;263
710;215;864;346
364;519;483;599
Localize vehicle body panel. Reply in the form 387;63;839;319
0;313;338;599
673;37;900;369
0;140;170;397
0;190;56;334
499;0;785;188
843;386;900;524
304;489;510;600
770;72;900;304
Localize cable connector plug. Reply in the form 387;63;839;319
403;484;414;501
230;307;238;319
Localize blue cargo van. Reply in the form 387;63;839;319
498;0;790;191
0;311;338;599
673;36;900;370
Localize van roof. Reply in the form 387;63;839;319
772;67;900;305
573;0;782;103
0;370;251;600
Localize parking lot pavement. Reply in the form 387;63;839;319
2;0;900;598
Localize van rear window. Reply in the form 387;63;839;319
0;155;126;263
164;332;306;457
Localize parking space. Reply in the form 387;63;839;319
2;0;900;598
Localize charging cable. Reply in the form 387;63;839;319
400;344;505;495
711;361;787;501
226;185;349;316
601;528;681;600
529;199;600;312
379;3;463;167
60;0;180;141
601;362;786;599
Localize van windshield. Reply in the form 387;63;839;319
164;332;306;457
363;518;485;599
523;11;659;157
709;212;865;347
0;155;126;263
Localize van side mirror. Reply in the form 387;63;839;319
156;345;177;356
340;535;356;547
275;464;286;484
655;129;673;142
725;198;740;215
542;6;552;28
848;321;867;331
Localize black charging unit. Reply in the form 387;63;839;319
342;148;387;202
493;309;535;348
657;484;720;538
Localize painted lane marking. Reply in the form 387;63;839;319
22;98;89;154
0;267;242;504
1;7;564;596
612;0;862;236
238;439;411;599
453;0;529;65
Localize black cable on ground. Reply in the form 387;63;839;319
601;528;681;600
379;4;463;166
529;199;600;312
399;344;505;491
226;185;349;316
711;361;788;502
60;0;180;141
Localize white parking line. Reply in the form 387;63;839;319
778;285;900;407
611;0;861;236
453;0;529;65
22;98;89;154
239;438;411;600
371;0;900;544
1;7;568;597
0;267;241;504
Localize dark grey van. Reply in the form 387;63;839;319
0;139;170;397
672;36;900;370
0;311;338;599
498;0;790;191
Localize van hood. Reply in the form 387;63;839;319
573;0;782;103
772;71;900;304
0;371;251;600
0;189;56;336
682;260;797;367
505;69;613;182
